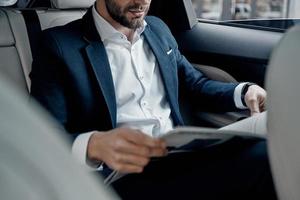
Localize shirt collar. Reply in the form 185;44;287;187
92;5;147;42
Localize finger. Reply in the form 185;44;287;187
110;162;144;174
114;139;151;157
123;129;165;148
112;153;150;168
149;147;168;157
248;99;260;116
259;101;266;112
259;96;266;112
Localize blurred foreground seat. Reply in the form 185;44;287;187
266;25;300;200
0;76;118;200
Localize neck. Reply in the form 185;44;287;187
96;1;135;42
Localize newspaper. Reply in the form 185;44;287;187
161;126;265;149
161;111;267;149
105;112;267;184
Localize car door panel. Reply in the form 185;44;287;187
174;21;283;127
175;22;283;86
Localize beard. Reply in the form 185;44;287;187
105;0;149;29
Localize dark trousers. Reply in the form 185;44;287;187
109;137;277;200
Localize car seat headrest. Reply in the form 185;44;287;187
50;0;95;9
0;0;17;7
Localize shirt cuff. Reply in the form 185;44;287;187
72;131;103;171
234;82;248;109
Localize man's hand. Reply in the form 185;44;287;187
87;128;167;174
244;85;267;116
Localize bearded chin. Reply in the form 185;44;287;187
105;0;146;29
113;13;144;29
127;18;144;29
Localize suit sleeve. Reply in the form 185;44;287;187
30;31;79;141
175;47;239;112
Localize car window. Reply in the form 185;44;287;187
192;0;300;31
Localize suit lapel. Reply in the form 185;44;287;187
143;26;181;123
85;43;117;127
82;8;116;127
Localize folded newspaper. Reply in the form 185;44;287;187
106;128;266;185
160;112;267;148
105;112;267;184
160;127;265;149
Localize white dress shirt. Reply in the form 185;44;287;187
97;17;174;138
72;6;248;168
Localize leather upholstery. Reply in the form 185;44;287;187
266;26;300;200
0;10;14;45
0;0;17;7
193;64;237;83
37;9;86;30
0;9;31;94
50;0;95;9
0;75;117;200
0;4;87;95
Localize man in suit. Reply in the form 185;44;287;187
30;0;276;199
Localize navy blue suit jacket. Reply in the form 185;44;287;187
30;8;238;139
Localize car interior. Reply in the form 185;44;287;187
0;0;299;199
0;0;284;128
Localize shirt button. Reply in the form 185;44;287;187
139;76;144;80
142;101;147;106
